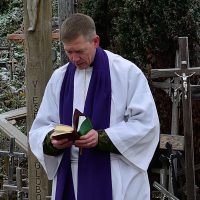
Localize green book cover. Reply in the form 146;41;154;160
77;116;93;136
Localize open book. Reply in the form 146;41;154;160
50;109;93;141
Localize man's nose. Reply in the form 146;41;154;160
70;53;80;63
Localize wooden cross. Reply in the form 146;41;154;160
0;138;25;184
0;138;27;199
3;167;29;200
150;37;200;200
151;51;183;199
7;58;18;80
7;32;60;43
152;50;183;150
23;0;53;199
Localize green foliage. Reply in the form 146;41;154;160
0;0;25;115
0;0;23;37
0;0;10;13
0;81;25;114
78;0;111;48
52;0;58;17
79;0;200;69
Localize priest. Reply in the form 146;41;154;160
29;13;160;200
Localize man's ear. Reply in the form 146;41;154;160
93;35;100;47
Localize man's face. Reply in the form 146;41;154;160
63;35;100;70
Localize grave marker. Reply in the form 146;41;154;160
151;37;199;200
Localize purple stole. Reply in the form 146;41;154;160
55;47;112;200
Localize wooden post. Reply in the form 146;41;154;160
178;37;196;200
171;50;181;136
58;0;76;65
23;0;52;199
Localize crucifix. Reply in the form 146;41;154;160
150;37;200;200
27;0;40;32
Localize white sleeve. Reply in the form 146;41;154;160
106;61;160;171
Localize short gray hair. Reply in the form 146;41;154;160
60;13;96;42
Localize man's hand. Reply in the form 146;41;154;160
51;138;73;149
50;129;98;149
74;129;98;148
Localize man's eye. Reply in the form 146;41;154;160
76;50;84;54
66;51;71;55
65;49;86;55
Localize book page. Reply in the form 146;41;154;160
77;116;86;132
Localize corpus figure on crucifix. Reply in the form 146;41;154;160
175;72;196;99
27;0;40;31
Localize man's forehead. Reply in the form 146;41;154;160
63;44;88;52
63;37;90;50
